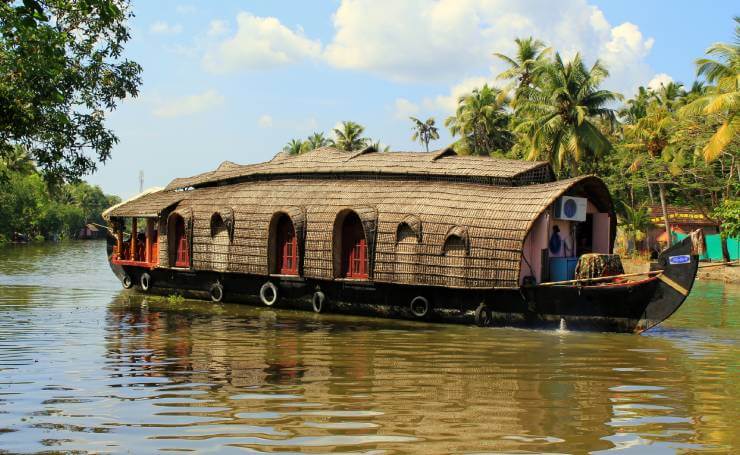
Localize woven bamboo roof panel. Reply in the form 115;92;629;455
164;147;554;190
103;190;184;218
108;175;613;289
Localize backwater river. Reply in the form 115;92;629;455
0;240;737;454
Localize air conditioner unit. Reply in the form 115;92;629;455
554;196;587;222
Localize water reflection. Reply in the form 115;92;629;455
0;241;737;453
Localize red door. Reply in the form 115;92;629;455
173;216;190;268
342;213;368;279
276;216;299;275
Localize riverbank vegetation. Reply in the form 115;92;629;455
0;0;138;245
0;146;120;245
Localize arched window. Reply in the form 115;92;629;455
274;214;299;275
396;223;417;243
443;226;469;256
396;215;422;243
394;222;419;283
168;213;190;267
210;213;230;272
341;212;368;278
443;235;467;256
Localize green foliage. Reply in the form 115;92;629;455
282;124;390;155
513;53;622;176
679;17;739;162
410;117;440;152
713;199;740;238
618;203;653;242
283;138;304;156
445;26;737;221
0;0;142;183
494;36;551;103
167;294;185;304
333;121;369;151
445;85;514;156
0;148;119;241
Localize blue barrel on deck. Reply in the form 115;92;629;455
550;257;579;282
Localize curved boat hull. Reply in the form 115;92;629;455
106;234;698;333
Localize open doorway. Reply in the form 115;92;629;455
575;214;593;256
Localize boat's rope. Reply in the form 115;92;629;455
696;260;739;269
538;270;663;287
539;260;737;287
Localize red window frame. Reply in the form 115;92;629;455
342;214;369;279
276;216;299;275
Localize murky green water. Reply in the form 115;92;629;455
0;241;737;453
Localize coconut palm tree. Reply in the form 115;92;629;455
301;132;334;153
369;140;391;153
333;121;369;151
444;84;514;156
494;37;551;103
410;117;439;152
514;53;622;175
619;86;652;124
618;202;654;253
623;103;676;244
283;139;304;156
679;17;739;162
652;81;687;111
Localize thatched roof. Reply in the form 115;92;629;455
165;147;554;190
102;187;183;219
107;175;614;289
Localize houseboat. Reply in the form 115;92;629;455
103;146;700;333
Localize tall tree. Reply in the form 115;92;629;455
410;117;439;152
445;85;514;156
652;81;687;111
333;121;369;151
679;17;739;162
0;0;142;183
515;53;622;176
306;132;333;150
283;139;304;156
619;86;652;124
623;102;677;245
494;37;551;104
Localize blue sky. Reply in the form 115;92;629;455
90;0;738;198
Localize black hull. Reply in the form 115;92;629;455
106;235;698;333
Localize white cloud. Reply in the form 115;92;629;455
297;116;319;132
323;0;656;95
393;98;420;120
647;73;674;91
207;20;228;37
152;89;225;118
424;76;493;112
203;12;321;73
150;20;183;35
176;4;196;15
258;114;273;128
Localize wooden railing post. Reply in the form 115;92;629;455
131;218;138;261
145;218;154;263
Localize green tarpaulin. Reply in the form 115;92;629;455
675;232;739;261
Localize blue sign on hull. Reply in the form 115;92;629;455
669;255;691;265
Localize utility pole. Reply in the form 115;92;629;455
139;170;144;193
